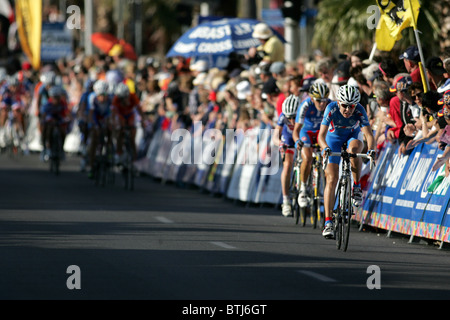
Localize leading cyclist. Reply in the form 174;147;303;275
318;85;376;238
292;82;331;207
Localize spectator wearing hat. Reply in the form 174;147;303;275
270;61;286;79
399;46;423;86
387;74;416;155
426;56;447;92
248;22;284;64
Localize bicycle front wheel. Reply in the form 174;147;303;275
342;179;353;252
334;182;344;250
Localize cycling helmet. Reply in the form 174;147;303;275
8;75;20;86
337;84;361;105
93;80;109;96
282;94;300;117
40;71;56;86
309;82;330;99
115;82;130;99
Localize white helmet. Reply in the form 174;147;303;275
337;85;361;105
93;80;109;96
114;82;130;99
40;71;56;86
282;94;300;118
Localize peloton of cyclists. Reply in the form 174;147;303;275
318;85;376;239
292;82;331;207
274;94;301;217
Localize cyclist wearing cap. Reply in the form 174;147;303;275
292;82;331;207
274;94;301;217
318;85;375;239
41;86;70;161
87;80;113;178
111;82;145;163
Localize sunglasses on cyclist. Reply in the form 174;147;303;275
314;98;328;103
339;102;356;109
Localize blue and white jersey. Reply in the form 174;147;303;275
295;97;328;131
321;101;370;134
277;112;295;147
88;92;112;125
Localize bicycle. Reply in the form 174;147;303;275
322;142;374;251
120;125;136;191
305;143;325;229
93;123;115;187
3;109;21;157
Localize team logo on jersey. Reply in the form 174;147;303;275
329;120;335;133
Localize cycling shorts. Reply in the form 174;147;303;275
326;129;363;164
300;128;319;148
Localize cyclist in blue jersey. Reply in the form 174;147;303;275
275;94;301;217
87;80;113;178
318;85;376;238
292;82;331;207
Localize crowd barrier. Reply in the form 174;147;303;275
356;141;450;246
134;125;283;206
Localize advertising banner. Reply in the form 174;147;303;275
41;22;73;62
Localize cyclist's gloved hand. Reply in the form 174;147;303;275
322;147;331;157
367;149;376;160
295;139;304;150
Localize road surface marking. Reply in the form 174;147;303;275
155;217;174;224
297;270;337;282
211;241;236;249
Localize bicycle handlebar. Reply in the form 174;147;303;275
322;151;375;171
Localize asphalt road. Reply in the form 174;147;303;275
0;152;449;306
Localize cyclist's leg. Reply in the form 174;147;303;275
322;134;343;236
281;146;294;216
348;132;364;206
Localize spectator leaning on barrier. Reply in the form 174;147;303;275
432;90;450;174
405;89;443;151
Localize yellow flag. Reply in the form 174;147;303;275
15;0;42;70
375;0;421;52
